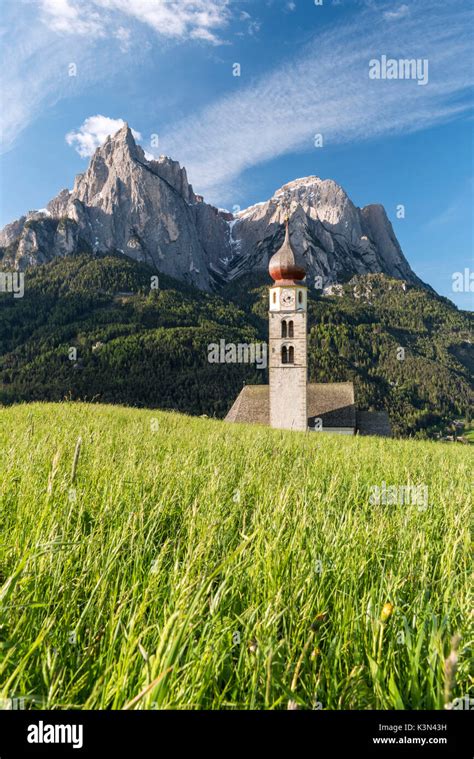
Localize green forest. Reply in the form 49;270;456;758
0;252;472;437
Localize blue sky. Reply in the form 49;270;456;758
0;0;473;308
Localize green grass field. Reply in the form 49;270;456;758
464;428;474;444
0;403;471;710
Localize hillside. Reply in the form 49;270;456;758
0;403;470;709
0;253;472;437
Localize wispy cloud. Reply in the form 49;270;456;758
160;0;473;203
0;0;232;153
40;0;105;35
383;4;410;21
66;115;141;157
0;6;107;152
425;179;474;229
38;0;231;43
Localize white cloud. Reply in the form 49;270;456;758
383;4;410;21
236;11;260;38
0;9;108;152
160;0;474;203
115;25;132;52
65;116;141;157
39;0;231;44
0;0;232;153
39;0;104;35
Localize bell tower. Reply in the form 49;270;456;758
268;220;307;431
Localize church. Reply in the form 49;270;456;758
225;221;391;436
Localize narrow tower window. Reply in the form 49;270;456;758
288;321;294;338
281;346;288;364
298;291;303;305
281;320;287;338
288;346;295;364
272;291;276;304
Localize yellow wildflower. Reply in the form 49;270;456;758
381;602;394;622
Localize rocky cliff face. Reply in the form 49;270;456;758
0;125;425;291
224;177;422;288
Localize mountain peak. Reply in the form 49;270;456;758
275;175;322;192
98;123;142;162
110;121;133;141
275;175;345;195
0;140;424;292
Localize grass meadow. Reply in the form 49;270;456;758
0;402;471;710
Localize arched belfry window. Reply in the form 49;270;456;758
272;291;276;304
281;320;287;338
298;291;303;305
288;321;294;338
282;346;294;364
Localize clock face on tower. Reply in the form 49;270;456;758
281;289;295;308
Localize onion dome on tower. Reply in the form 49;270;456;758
268;220;306;284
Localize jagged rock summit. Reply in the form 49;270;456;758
0;124;222;289
0;125;424;291
225;176;421;287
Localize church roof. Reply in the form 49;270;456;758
307;382;356;428
225;385;270;426
226;382;356;429
225;382;391;436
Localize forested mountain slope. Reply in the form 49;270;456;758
0;253;472;437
